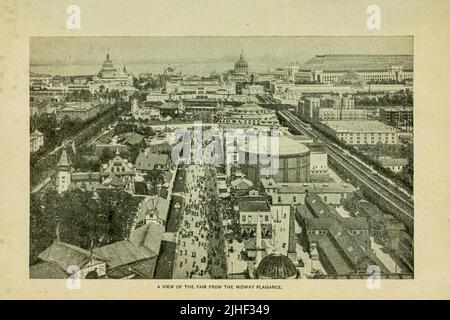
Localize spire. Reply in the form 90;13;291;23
240;48;244;59
89;237;94;260
58;149;70;167
256;213;262;248
106;48;110;60
255;212;263;266
55;222;60;243
287;208;298;262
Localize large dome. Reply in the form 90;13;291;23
336;71;365;87
256;253;298;279
234;53;249;74
98;51;117;77
240;135;310;157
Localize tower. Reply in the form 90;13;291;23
131;99;139;114
57;149;71;193
255;213;264;266
178;99;185;113
287;208;298;262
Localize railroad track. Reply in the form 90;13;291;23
278;110;414;222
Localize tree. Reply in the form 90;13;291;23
96;190;140;244
127;140;146;163
30;192;58;264
30;189;141;266
146;170;164;195
99;148;113;164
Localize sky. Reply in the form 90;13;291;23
30;36;414;66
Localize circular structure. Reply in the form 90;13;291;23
98;52;117;78
234;53;249;74
239;135;310;184
336;71;365;87
256;253;298;279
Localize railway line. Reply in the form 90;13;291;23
278;110;414;229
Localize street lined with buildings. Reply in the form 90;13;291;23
29;37;414;279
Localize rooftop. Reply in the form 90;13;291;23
323;120;397;133
38;241;105;271
136;196;171;223
379;106;413;112
302;54;413;72
328;223;368;267
238;200;271;213
93;240;157;269
135;151;170;171
316;237;353;274
29;261;68;279
122;132;145;145
379;157;408;167
71;172;101;182
256;253;297;279
30;129;43;137
261;178;355;194
240;135;309;156
231;177;253;189
306;194;338;218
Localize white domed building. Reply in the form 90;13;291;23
92;50;134;92
234;52;249;75
225;51;257;83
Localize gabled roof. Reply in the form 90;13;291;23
100;175;124;188
29;261;68;279
93;240;157;269
38;241;104;271
100;153;135;176
129;223;164;254
295;204;314;220
238;200;270;213
135;151;170;171
305;194;337;217
340;217;369;231
231;177;253;189
316;237;353;275
136;196;170;223
328;223;368;267
31;129;43;137
305;217;335;231
244;237;268;250
122;133;145;146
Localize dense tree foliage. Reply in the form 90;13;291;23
30;189;141;265
354;90;413;107
146;170;165;195
30;101;127;187
114;118;156;137
66;90;92;102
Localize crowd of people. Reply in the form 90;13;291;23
173;165;210;278
172;164;229;279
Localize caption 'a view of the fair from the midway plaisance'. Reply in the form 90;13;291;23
29;37;414;280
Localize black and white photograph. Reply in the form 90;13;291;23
28;36;414;280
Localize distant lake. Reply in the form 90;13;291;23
30;61;277;77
